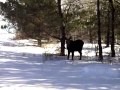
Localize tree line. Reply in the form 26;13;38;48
0;0;120;60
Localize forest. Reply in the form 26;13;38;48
0;0;120;61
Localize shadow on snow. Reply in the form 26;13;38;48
0;50;120;90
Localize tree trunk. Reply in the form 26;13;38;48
37;38;42;47
89;29;93;43
57;0;66;56
109;0;115;57
60;26;66;56
106;8;110;47
97;0;103;61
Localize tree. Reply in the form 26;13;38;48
0;0;59;45
57;0;66;56
97;0;103;61
109;0;115;57
106;6;110;47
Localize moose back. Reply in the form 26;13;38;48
66;39;84;60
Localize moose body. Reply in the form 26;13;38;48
66;39;84;60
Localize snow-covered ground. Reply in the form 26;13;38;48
0;29;120;90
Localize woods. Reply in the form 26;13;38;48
0;0;120;60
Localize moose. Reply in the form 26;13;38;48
66;37;84;60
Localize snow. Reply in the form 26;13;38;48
0;29;120;90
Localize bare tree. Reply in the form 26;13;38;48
109;0;115;57
57;0;66;56
97;0;103;61
106;6;110;47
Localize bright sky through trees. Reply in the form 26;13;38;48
0;0;6;3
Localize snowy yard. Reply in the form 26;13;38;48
0;29;120;90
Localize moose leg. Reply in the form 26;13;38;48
72;51;74;60
79;51;82;60
68;51;70;59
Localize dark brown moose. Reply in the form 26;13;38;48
66;38;84;60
